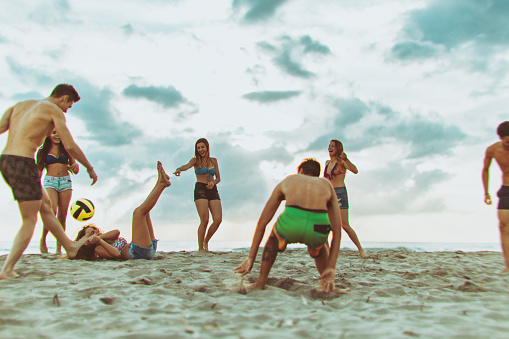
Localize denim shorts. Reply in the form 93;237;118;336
334;187;349;209
43;175;72;193
129;239;158;260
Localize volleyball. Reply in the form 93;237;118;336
70;198;95;221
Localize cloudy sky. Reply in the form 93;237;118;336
1;0;508;249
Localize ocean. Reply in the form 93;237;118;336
0;240;501;256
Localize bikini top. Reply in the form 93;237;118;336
324;161;344;179
46;154;68;165
195;167;216;182
112;237;128;252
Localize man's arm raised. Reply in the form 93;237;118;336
0;106;13;135
51;110;97;185
234;182;285;276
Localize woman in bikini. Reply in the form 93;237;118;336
324;139;367;258
36;130;79;254
174;138;222;253
73;161;171;261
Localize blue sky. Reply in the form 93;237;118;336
0;0;508;248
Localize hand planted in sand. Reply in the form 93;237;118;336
318;268;336;293
234;258;254;276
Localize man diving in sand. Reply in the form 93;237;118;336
483;121;509;274
234;158;349;293
0;84;98;280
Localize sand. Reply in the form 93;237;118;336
1;249;508;338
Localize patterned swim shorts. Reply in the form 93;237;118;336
0;154;43;201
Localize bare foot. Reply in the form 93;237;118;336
157;161;171;187
203;241;209;252
40;239;48;254
66;234;91;259
359;250;368;258
497;267;509;274
198;249;208;253
0;270;20;280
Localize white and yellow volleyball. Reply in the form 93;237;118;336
70;198;95;221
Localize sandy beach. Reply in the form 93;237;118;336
1;249;508;338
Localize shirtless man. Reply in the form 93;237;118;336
483;121;509;274
234;158;348;293
0;84;98;279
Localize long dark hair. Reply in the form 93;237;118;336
194;138;211;168
36;135;72;170
74;224;101;261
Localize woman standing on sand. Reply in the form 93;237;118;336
324;139;367;258
36;130;79;254
73;162;171;261
173;138;222;253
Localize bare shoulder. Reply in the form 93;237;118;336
485;142;500;156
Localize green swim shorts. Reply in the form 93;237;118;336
272;205;331;257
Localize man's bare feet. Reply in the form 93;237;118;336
203;241;209;252
359;250;368;258
497;267;509;274
40;239;48;254
157;161;171;187
66;234;91;259
0;270;20;280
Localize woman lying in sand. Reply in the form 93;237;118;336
72;161;171;261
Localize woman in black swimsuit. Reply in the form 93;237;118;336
174;138;222;253
36;130;79;254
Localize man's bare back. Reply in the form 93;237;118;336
279;174;335;210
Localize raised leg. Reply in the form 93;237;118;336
0;200;41;279
131;161;171;247
38;189;86;258
341;209;367;258
204;200;222;251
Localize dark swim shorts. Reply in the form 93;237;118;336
194;182;220;201
497;186;509;210
334;186;349;209
0;154;42;202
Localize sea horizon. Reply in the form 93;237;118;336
0;240;501;256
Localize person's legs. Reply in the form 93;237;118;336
340;209;367;258
195;199;210;253
204;200;222;251
55;189;72;254
40;188;58;253
254;233;279;289
498;209;509;273
131;161;171;248
0;200;41;279
312;245;329;275
39;189;88;258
